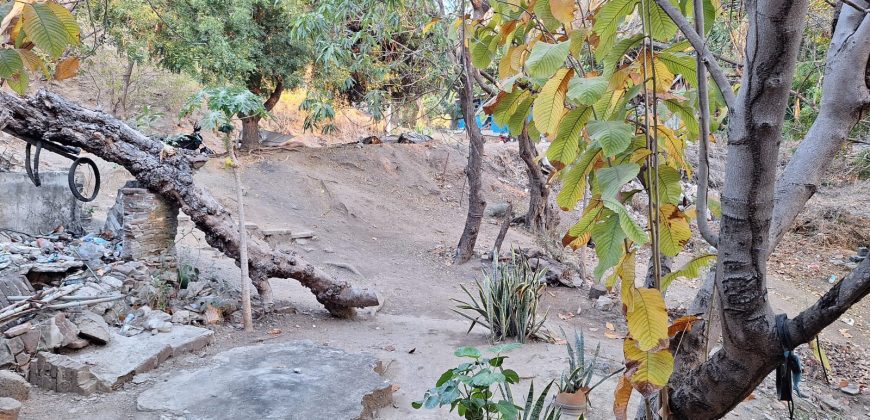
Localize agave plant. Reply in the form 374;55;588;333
558;329;620;394
520;381;561;420
453;252;548;343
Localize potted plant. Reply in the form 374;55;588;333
554;330;619;416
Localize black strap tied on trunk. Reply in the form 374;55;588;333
775;314;805;420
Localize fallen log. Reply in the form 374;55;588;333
0;90;378;317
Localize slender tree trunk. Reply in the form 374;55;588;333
454;6;487;264
116;58;135;117
517;124;555;231
227;139;253;331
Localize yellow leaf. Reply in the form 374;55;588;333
623;338;674;397
533;68;572;139
613;375;633;420
53;56;78;80
0;1;26;41
658;204;692;257
550;0;576;26
668;315;702;337
808;338;832;372
625;287;668;351
422;17;440;34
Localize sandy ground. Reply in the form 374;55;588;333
2;133;867;419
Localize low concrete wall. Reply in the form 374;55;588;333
0;172;82;236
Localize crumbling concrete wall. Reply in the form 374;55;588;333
0;172;82;236
104;181;179;272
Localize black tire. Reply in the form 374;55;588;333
25;142;42;187
68;157;101;202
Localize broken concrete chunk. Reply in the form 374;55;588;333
74;311;111;345
143;310;171;331
0;396;21;420
594;296;615;311
37;314;80;351
2;324;31;340
170;310;192;324
0;371;29;401
29;326;212;395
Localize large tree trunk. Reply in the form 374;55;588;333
240;115;261;150
668;1;853;417
517;124;555;232
0;90;379;318
454;11;487;265
240;78;284;150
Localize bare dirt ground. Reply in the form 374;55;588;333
3;129;868;419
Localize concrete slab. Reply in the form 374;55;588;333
29;325;212;394
0;172;82;236
137;341;393;420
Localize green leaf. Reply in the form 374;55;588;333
592;210;626;278
548;105;593;167
492;89;530;127
603;198;649;245
655;164;683;205
664;98;699;138
508;96;534;136
0;49;24;79
455;347;482;358
658;51;698;87
588;121;634;157
534;0;562;32
661;253;716;291
602;34;644;75
524;40;571;80
646;0;679;42
567;76;609;106
596;163;640;200
471;369;506;386
557;146;601;210
22;2;78;59
471;32;495;69
592;0;639;59
5;69;28;95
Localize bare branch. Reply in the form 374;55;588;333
471;68;497;96
769;7;870;252
787;256;870;345
693;0;719;247
652;0;737;112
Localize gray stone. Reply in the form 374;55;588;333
2;324;31;339
144;310;171;330
594;296;615;311
0;371;29;401
29;326;212;394
0;348;12;370
840;384;861;396
0;397;20;420
137;341;392;420
820;394;846;412
170;310;192;324
486;202;511;218
74;311;111;345
588;284;608;300
19;331;38;355
100;276;124;290
0;172;83;237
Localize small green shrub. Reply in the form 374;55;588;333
454;253;548;343
413;345;560;420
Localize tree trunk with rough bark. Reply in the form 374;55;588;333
661;1;870;418
0;90;379;318
454;8;487;265
240;115;261;150
517;125;555;232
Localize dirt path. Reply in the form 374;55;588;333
18;139;870;419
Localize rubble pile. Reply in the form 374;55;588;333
0;224;232;404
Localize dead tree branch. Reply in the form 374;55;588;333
0;90;379;318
